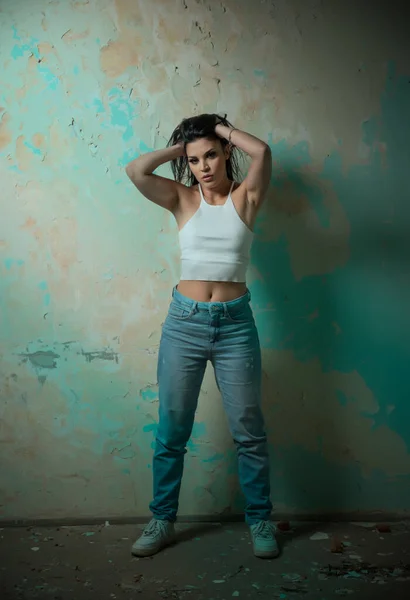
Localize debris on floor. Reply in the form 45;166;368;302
376;523;391;533
277;521;291;532
330;535;344;553
318;559;410;583
0;521;409;599
310;531;329;540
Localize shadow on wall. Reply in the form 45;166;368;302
210;60;410;517
251;126;410;515
252;168;353;516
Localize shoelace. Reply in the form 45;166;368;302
143;519;168;538
253;521;276;539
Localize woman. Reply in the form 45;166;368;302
125;113;278;559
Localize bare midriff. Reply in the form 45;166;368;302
177;280;247;302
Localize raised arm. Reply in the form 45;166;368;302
125;144;186;212
215;123;272;208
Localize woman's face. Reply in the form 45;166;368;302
185;137;230;186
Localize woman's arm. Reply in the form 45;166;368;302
215;123;272;207
125;144;185;212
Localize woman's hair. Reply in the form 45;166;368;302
166;113;243;186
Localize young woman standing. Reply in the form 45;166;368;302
125;114;278;559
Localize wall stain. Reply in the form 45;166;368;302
81;350;119;363
110;443;136;459
20;350;60;369
0;112;12;150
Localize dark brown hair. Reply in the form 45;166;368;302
166;113;243;186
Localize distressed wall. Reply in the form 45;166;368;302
1;0;409;521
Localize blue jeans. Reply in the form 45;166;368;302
149;287;272;525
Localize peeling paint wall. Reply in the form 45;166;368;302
1;0;409;520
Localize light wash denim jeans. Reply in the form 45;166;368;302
149;287;272;525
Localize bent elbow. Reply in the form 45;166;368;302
125;160;142;180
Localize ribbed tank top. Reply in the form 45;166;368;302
178;181;254;282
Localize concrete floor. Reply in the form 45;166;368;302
1;520;409;600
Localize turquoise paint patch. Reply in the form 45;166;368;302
4;258;24;269
141;387;158;402
24;141;42;156
38;281;48;290
92;97;105;114
11;45;24;59
73;65;80;75
12;25;21;40
186;439;197;451
37;65;59;90
186;422;206;452
118;140;154;168
202;452;224;463
142;423;158;434
254;69;266;77
9;28;58;91
191;422;206;437
10;28;40;60
118;148;138;167
108;86;138;141
139;140;153;154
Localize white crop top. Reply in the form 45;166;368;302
178;182;254;282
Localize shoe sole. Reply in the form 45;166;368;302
254;548;280;559
131;537;176;557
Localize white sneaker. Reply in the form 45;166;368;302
131;518;176;557
250;520;280;559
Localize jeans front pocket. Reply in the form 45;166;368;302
225;303;253;323
167;301;195;321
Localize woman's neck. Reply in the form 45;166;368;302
199;178;232;203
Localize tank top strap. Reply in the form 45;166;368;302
198;184;206;203
228;181;235;199
225;181;235;207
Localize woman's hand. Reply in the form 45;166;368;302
174;141;186;156
213;114;235;143
213;113;228;126
215;123;234;142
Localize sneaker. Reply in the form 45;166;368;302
250;520;280;558
131;518;176;557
